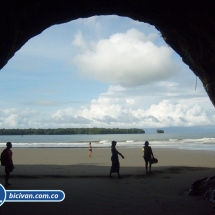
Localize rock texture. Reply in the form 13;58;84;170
188;175;215;208
0;1;215;105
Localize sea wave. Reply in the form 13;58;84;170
99;140;110;144
0;133;215;151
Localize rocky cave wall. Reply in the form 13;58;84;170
1;1;215;105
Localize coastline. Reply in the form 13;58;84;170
1;148;215;214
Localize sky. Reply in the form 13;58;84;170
0;15;215;130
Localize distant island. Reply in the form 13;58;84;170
157;129;164;133
0;128;145;135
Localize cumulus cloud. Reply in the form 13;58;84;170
0;98;215;128
50;108;91;124
0;86;214;129
0;108;39;128
133;100;210;127
72;29;179;87
47;98;215;128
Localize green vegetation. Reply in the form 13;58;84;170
157;129;164;133
0;128;145;135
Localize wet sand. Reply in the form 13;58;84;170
1;148;215;214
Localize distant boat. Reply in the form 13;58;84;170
157;129;164;133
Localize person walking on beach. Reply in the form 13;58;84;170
1;142;14;186
88;142;92;157
143;141;154;174
109;141;124;178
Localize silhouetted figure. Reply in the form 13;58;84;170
109;141;124;178
88;142;92;158
143;141;154;174
4;142;14;186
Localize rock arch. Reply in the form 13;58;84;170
1;1;215;105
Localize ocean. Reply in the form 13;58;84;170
0;132;215;151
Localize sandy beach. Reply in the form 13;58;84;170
1;147;215;214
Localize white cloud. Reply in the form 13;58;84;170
72;29;179;87
69;88;214;128
0;108;39;128
0;97;215;128
48;98;215;128
0;86;214;129
72;31;88;50
137;100;210;127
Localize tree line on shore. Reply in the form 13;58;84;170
0;128;145;135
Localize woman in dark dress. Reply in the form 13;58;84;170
109;141;124;178
143;141;154;174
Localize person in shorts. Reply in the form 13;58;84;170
143;141;154;174
4;142;14;186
